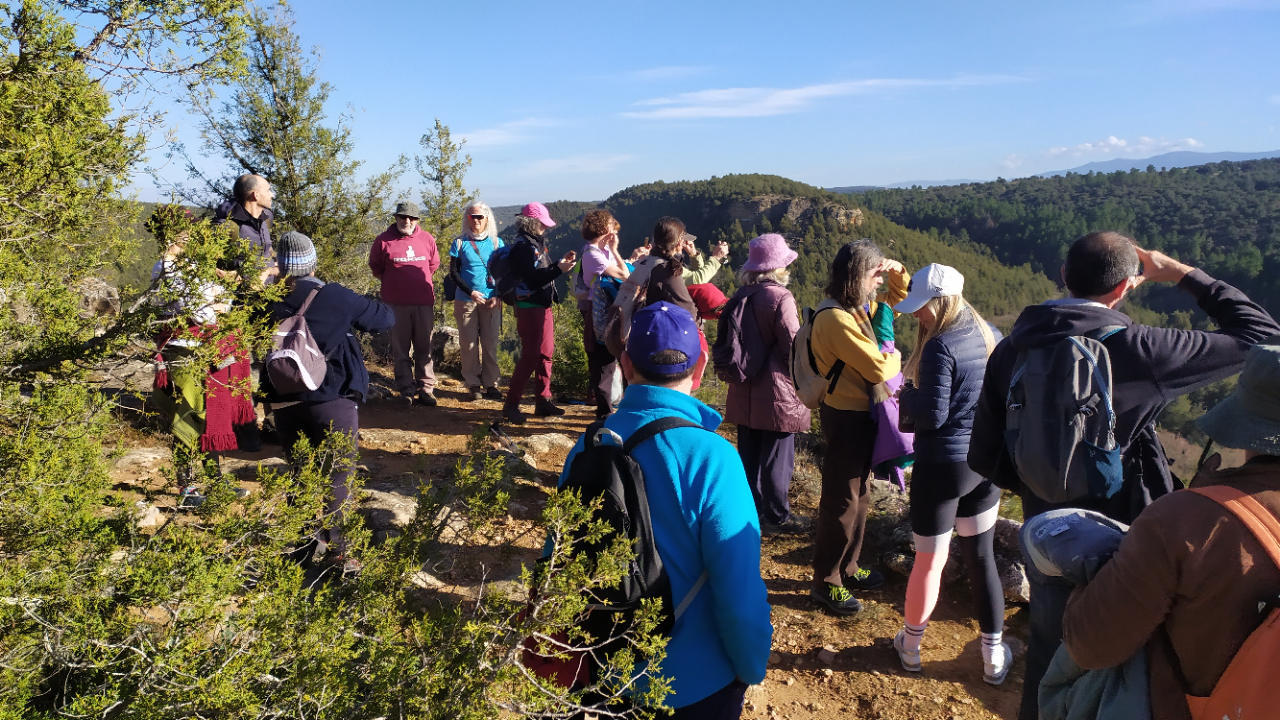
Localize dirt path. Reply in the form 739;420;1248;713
111;373;1026;719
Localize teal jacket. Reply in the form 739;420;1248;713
556;384;773;707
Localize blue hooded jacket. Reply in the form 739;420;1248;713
556;384;773;708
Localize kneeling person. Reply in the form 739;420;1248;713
557;301;773;717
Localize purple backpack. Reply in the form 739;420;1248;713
265;287;328;394
712;284;766;384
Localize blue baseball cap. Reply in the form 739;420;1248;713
627;302;703;375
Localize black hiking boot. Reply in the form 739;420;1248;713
811;583;863;616
534;397;565;417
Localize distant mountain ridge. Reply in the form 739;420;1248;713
828;179;982;194
1038;150;1280;177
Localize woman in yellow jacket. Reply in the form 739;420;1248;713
809;239;908;615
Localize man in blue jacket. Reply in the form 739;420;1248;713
969;230;1280;720
557;301;773;718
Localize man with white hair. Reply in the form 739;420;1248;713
448;202;504;402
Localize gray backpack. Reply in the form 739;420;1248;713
265;287;328;394
1005;326;1125;504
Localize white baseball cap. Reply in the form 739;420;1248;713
894;263;965;314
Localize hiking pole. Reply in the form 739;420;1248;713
489;421;526;458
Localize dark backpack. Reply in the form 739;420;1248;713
561;417;711;649
712;284;766;384
265;287;329;394
487;240;521;305
1005;325;1126;503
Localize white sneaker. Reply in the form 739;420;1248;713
983;642;1013;685
893;630;922;673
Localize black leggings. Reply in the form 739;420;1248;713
910;460;1004;634
955;529;1003;634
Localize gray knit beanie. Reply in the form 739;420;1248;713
276;231;317;278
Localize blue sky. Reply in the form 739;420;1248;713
147;0;1280;206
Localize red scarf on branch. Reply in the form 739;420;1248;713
154;326;254;452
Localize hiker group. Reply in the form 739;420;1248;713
151;173;1280;720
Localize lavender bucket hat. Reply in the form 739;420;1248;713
741;233;799;272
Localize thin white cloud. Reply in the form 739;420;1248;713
623;75;1024;119
460;118;557;148
1271;94;1280;105
1000;154;1025;170
523;154;634;175
1047;135;1203;158
630;65;707;81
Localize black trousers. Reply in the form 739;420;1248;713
273;397;359;545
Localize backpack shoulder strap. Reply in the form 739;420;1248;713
1085;324;1126;342
807;303;848;390
295;286;322;317
623;416;703;454
674;569;709;620
1189;485;1280;572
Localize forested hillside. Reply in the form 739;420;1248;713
856;159;1280;319
518;174;1059;334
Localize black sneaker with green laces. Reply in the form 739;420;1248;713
811;583;863;616
844;567;885;591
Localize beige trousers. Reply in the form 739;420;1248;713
453;299;502;389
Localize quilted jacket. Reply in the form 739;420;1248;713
899;308;1000;464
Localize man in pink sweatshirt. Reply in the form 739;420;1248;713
369;201;441;406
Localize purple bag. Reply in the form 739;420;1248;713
265;287;328;394
712;284;766;384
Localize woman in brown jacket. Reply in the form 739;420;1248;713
724;234;811;535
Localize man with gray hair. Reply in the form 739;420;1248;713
214;173;275;261
368;201;441;406
970;230;1280;720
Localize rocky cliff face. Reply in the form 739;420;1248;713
725;195;864;233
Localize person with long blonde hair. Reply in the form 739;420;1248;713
448;201;504;402
892;263;1011;684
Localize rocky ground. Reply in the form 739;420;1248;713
108;360;1031;720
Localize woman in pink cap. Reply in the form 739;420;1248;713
719;234;811;535
502;202;576;424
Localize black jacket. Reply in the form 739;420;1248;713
260;278;394;404
214;199;274;261
899;309;1002;464
509;232;562;307
968;269;1279;523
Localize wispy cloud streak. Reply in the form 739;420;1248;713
523;154;634;175
461;118;557;147
623;75;1024;119
1047;135;1202;158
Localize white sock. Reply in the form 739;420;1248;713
902;622;927;653
981;631;1004;666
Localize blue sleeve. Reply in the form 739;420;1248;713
901;339;953;432
448;238;461;258
694;436;773;684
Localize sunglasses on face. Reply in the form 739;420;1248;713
469;214;485;220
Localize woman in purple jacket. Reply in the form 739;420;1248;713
724;234;811;535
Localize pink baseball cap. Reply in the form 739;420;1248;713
519;202;556;228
